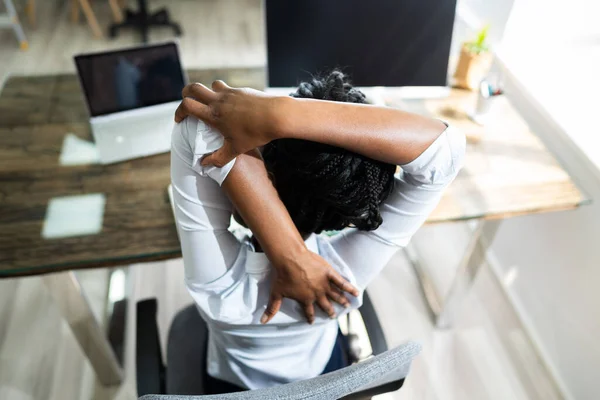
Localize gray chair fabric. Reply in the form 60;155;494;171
166;304;209;394
139;340;421;400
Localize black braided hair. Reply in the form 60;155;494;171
262;71;396;235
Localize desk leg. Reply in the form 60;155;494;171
405;219;501;328
43;271;123;386
403;244;441;323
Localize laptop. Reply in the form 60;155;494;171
74;42;187;164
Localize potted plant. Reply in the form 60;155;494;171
453;25;493;90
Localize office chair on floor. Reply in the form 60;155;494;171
109;0;181;42
136;293;421;399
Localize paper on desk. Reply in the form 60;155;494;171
42;193;106;239
59;133;100;166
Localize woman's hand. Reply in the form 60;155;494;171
175;81;284;167
220;150;359;324
263;247;360;325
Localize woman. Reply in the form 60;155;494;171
171;72;465;393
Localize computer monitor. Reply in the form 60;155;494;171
266;0;457;88
75;42;186;117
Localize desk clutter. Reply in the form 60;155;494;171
469;79;504;126
384;88;498;144
453;25;493;91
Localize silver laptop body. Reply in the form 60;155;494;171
75;42;187;164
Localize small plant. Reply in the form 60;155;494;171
464;25;490;55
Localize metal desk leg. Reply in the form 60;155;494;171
405;219;501;328
43;271;124;386
403;244;441;323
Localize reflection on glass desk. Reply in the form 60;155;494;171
0;69;266;277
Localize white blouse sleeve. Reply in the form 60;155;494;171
170;117;241;285
328;124;466;289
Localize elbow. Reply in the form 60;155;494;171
400;124;466;186
426;125;466;186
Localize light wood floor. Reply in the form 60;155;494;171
0;1;562;399
0;0;265;82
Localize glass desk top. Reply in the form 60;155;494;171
0;70;587;277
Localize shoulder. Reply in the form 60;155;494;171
171;117;235;185
171;116;225;161
173;117;225;158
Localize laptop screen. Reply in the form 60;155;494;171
75;43;186;117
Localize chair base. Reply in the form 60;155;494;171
109;0;182;43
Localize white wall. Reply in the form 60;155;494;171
449;0;515;80
455;0;515;46
455;1;600;398
491;155;600;400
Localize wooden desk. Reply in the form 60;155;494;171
0;69;587;382
0;68;265;277
388;90;586;223
384;89;588;326
0;75;585;277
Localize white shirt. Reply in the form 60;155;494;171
170;116;465;390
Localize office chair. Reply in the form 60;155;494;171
109;0;182;43
136;292;421;399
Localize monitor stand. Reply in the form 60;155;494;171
109;0;182;43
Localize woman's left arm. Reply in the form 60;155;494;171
220;150;359;324
172;117;357;324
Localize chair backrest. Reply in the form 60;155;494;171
139;341;421;400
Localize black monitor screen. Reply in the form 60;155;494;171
75;43;185;117
266;0;457;87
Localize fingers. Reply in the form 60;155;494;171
200;140;238;167
177;83;219;123
212;80;231;92
182;82;218;104
328;271;360;297
175;97;213;123
303;303;315;325
317;296;336;319
261;293;283;324
327;288;350;308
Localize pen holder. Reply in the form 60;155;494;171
469;81;501;125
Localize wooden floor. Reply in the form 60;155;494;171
0;0;265;81
0;1;562;399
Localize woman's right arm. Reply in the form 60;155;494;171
277;96;448;166
329;125;466;289
272;92;466;288
175;80;448;168
276;95;466;288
